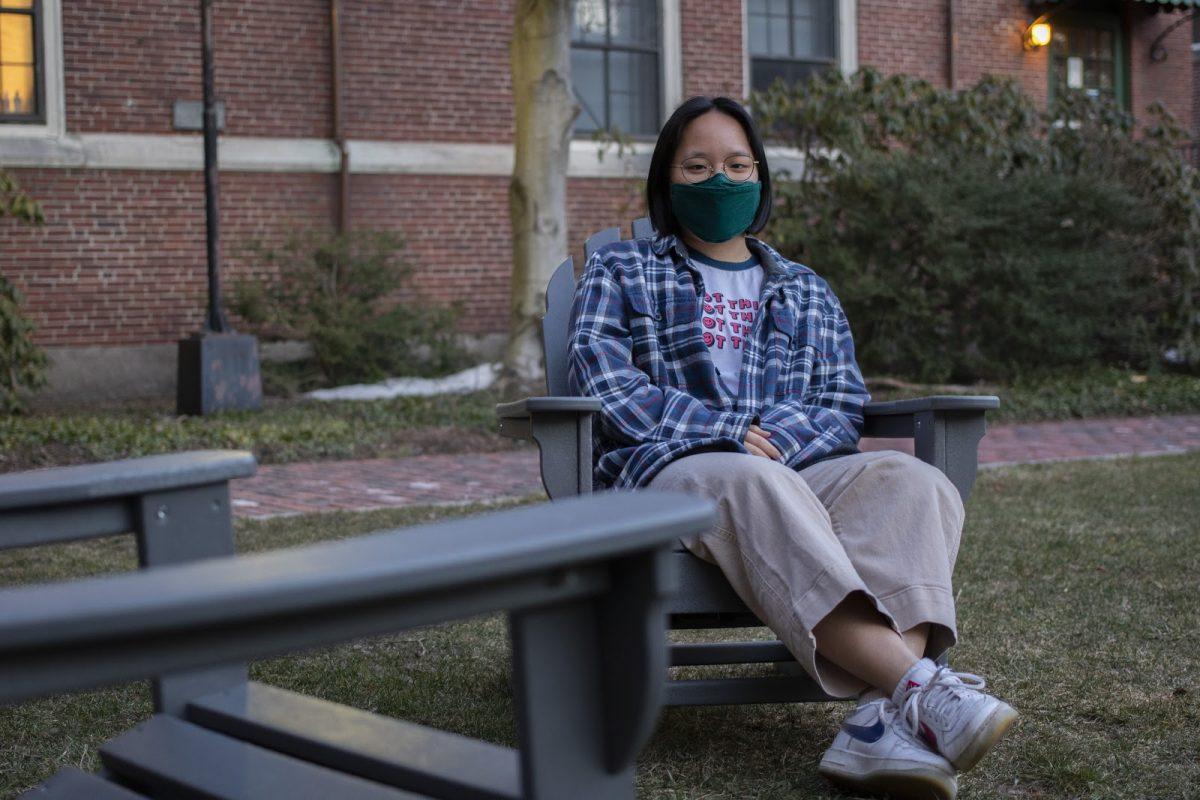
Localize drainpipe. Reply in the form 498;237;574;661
947;0;956;91
331;0;350;232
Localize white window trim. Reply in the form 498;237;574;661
0;0;65;140
742;0;859;97
743;1;750;99
661;0;683;120
0;133;808;181
838;0;858;76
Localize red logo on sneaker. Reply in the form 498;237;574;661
906;680;922;689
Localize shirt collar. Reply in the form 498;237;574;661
651;232;800;288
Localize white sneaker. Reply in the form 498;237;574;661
895;659;1019;772
818;698;958;800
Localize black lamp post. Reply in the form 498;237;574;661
176;0;263;416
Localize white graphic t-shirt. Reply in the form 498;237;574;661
689;250;763;395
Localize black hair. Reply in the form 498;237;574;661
645;96;772;238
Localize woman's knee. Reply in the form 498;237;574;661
861;452;965;522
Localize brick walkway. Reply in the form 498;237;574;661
231;415;1200;519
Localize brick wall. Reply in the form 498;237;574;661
64;0;334;137
858;0;951;87
342;1;516;142
0;169;337;346
949;0;1047;102
348;173;513;332
1129;4;1192;130
681;0;745;99
62;0;522;142
1194;47;1200;140
567;176;648;260
0;166;648;346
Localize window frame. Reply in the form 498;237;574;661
0;0;46;125
569;0;664;139
0;0;60;139
1046;9;1129;112
746;0;841;94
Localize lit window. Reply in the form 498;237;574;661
0;0;41;122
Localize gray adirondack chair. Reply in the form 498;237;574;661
497;218;1000;706
0;450;714;800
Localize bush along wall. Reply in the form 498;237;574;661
232;228;470;392
0;169;48;413
750;68;1200;383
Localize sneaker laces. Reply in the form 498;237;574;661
900;666;988;741
871;697;949;755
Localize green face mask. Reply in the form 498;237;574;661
669;173;762;243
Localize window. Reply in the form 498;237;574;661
0;0;42;123
748;0;837;92
571;0;661;137
1048;11;1127;110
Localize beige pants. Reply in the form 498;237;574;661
648;449;965;697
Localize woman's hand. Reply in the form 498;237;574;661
743;424;782;461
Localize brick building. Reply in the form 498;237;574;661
0;0;1195;403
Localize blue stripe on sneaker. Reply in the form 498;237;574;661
843;719;886;744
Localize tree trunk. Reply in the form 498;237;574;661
501;0;579;394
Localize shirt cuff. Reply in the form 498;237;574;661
712;410;756;443
754;419;805;466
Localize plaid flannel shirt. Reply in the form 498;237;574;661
567;233;870;490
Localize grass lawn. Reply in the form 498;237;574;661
1;390;523;473
2;452;1197;798
4;368;1199;473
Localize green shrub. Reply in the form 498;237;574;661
0;169;43;224
750;68;1200;381
233;229;470;389
0;169;47;413
772;148;1157;382
0;274;49;413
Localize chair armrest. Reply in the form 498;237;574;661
496;396;602;420
0;451;257;553
0;489;713;705
862;395;999;502
0;450;257;512
862;395;998;438
496;397;602;499
864;395;1000;418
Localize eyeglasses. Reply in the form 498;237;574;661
673;155;759;184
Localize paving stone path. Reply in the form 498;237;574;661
231;415;1200;519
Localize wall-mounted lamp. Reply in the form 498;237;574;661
1024;20;1052;49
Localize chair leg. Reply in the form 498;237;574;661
510;600;635;800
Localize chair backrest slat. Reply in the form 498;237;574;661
542;258;576;396
542;218;657;395
631;217;655;239
583;226;621;260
